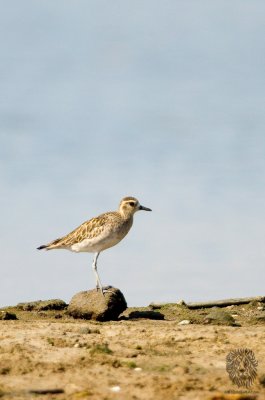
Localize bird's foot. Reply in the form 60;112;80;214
96;285;114;296
102;285;114;293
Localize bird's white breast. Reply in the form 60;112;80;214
70;231;124;253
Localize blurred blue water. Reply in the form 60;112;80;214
1;1;265;306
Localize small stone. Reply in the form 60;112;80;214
134;367;142;372
0;311;17;320
110;386;121;393
68;288;127;321
178;320;191;325
177;300;187;306
203;310;237;326
257;306;265;311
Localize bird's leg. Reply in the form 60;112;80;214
92;252;104;296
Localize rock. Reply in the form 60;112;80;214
17;299;67;311
149;302;168;309
128;310;164;320
0;311;17;320
67;287;127;321
110;386;121;393
178;319;191;325
203;309;237;326
177;299;187;306
37;299;67;311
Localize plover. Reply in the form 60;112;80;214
37;196;151;295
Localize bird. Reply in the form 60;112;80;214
37;196;152;295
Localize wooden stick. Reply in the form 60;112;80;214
150;296;265;310
187;296;265;309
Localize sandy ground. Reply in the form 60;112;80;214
0;301;265;400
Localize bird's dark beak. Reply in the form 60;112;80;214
139;205;152;211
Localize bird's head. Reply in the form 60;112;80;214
119;196;152;219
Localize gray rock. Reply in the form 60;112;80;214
17;299;67;311
0;311;17;320
67;287;127;321
203;309;237;326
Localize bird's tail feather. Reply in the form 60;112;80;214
37;244;48;250
37;237;62;250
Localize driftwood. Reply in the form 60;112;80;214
187;296;265;309
150;296;265;310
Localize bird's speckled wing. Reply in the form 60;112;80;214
44;212;121;249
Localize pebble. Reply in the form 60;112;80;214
177;299;186;306
110;386;121;393
178;320;191;325
134;367;142;372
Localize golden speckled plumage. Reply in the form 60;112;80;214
43;211;133;252
37;196;152;295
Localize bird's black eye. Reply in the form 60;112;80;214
129;202;135;207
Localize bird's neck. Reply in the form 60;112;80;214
119;211;134;221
